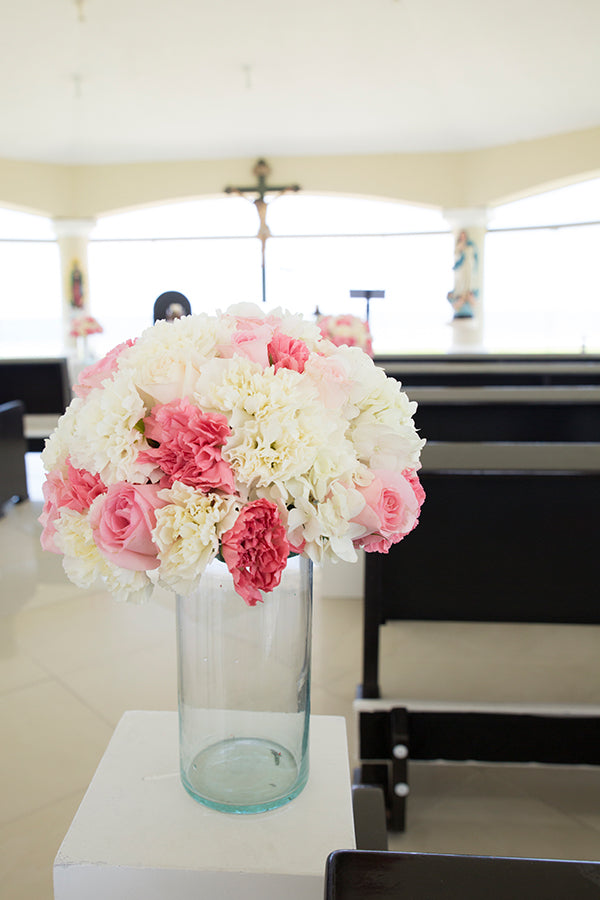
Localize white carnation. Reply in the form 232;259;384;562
330;345;425;469
196;362;337;490
153;483;239;592
54;508;107;587
287;481;365;564
266;306;324;349
192;356;262;416
67;369;156;485
41;397;84;473
101;567;154;604
352;421;426;471
122;314;232;405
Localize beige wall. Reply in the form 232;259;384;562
2;124;600;220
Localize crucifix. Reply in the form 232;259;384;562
225;159;300;303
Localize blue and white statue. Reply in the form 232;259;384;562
448;229;478;319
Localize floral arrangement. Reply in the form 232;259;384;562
69;315;103;338
317;314;373;356
40;304;425;606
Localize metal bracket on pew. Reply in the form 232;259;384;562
355;707;409;832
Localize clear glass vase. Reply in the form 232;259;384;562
176;554;313;814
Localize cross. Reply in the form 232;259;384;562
225;159;300;303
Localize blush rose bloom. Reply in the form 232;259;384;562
268;332;310;373
88;482;165;571
221;499;290;606
39;459;107;553
138;399;235;493
218;319;274;367
73;339;136;399
352;468;425;553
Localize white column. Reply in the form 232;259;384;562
444;207;489;352
52;217;96;349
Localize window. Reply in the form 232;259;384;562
89;195;453;355
485;178;600;353
0;209;62;356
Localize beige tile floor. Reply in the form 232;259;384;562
1;455;599;898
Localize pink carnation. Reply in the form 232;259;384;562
221;499;290;606
39;459;107;553
352;468;425;553
73;339;136;399
138;399;235;492
268;332;310;373
89;482;165;571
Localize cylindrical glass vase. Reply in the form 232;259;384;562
176;554;313;814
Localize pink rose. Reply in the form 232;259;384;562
352;468;425;553
403;468;426;508
73;339;136;399
39;460;107;553
305;354;350;409
89;482;165;571
354;532;400;554
227;320;274;367
138;399;235;493
221;499;290;606
268;332;310;373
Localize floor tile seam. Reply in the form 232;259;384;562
0;668;55;701
8;635;110;683
319;676;361;699
554;810;600;837
0;788;84;832
311;679;355;702
311;667;360;691
34;667;117;730
11;629;175;680
0;671;52;698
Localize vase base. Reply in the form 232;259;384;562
182;736;307;814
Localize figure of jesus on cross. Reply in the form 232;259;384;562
225;159;300;303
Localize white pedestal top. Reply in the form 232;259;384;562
54;711;355;900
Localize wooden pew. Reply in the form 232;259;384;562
0;400;28;509
376;353;600;387
0;358;72;451
356;370;600;831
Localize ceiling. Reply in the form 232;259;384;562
2;0;600;166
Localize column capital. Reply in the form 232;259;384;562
52;217;97;239
443;207;489;231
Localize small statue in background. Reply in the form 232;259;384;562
153;291;191;323
448;229;478;318
70;260;84;309
165;302;185;322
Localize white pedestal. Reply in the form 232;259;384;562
54;711;355;900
